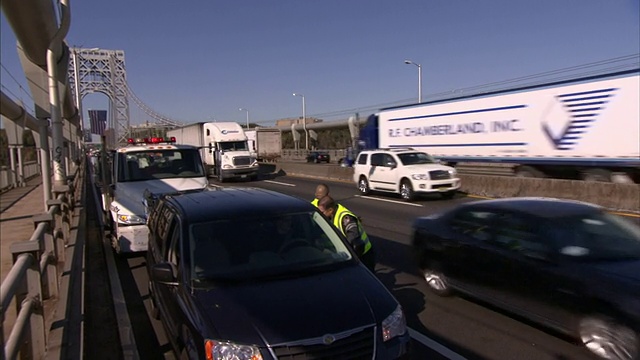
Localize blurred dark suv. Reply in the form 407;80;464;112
146;187;410;359
306;151;331;163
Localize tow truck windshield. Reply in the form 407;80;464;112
117;149;206;182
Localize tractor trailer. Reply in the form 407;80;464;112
359;69;640;183
167;122;259;181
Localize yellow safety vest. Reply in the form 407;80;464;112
311;198;319;207
333;204;372;254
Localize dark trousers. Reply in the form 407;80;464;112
360;247;377;273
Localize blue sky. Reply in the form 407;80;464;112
1;0;639;128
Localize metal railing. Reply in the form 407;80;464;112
0;162;41;192
0;159;84;360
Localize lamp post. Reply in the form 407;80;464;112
292;93;308;150
404;59;422;103
238;108;249;129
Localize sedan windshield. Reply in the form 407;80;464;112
398;152;437;165
555;212;640;260
189;212;353;282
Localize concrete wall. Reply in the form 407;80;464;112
270;162;640;213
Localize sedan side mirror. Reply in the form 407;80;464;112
151;262;179;285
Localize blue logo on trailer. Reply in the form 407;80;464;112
542;88;617;150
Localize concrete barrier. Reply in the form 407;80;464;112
267;162;640;213
458;174;640;213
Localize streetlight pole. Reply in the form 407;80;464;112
292;93;308;150
404;59;422;103
238;108;249;129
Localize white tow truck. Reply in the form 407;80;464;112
103;137;208;253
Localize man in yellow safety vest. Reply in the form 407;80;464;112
311;183;329;207
317;195;375;272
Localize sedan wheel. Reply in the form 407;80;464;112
358;177;370;195
422;268;451;296
400;180;414;201
579;316;639;360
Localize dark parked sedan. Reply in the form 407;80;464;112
412;197;640;360
306;151;331;163
146;187;410;359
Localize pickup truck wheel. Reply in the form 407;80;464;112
358;177;370;195
578;315;638;360
400;180;414;201
422;263;452;297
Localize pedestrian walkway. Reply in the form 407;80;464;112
0;176;46;344
0;176;45;282
0;176;43;213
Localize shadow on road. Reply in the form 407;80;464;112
372;234;490;360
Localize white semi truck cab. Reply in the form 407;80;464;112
104;137;208;253
203;122;259;182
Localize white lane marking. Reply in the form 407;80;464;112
263;180;297;187
354;195;423;207
408;327;467;360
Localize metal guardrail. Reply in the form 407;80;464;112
0;160;84;360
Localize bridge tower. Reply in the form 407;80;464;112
68;48;130;146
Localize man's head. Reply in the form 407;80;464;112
276;215;293;235
314;183;330;200
317;196;337;219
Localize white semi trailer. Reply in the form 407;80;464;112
245;127;282;162
359;70;640;183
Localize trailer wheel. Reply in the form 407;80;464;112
514;165;545;178
582;168;612;182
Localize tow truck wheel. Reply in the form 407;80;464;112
109;224;121;254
